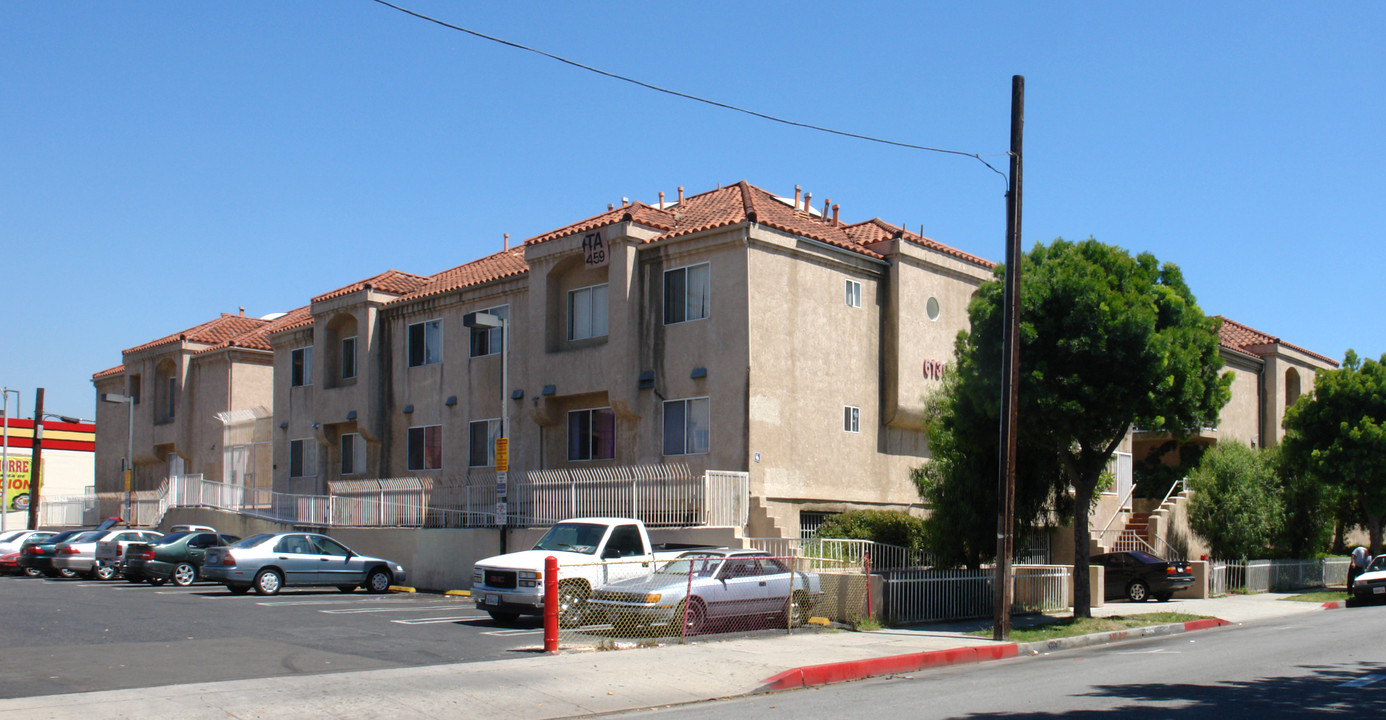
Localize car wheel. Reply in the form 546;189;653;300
23;567;41;578
365;567;392;594
556;581;589;628
337;585;358;593
227;583;252;595
488;610;521;623
679;597;707;636
171;563;197;587
1127;579;1150;602
253;568;283;596
148;576;167;586
92;564;117;581
58;568;77;578
785;590;812;627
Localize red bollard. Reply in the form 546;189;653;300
543;555;559;654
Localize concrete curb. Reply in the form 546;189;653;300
1321;600;1348;609
758;618;1230;692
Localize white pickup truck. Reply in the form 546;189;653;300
472;517;714;625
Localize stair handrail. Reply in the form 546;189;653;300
1100;482;1141;534
1157;477;1188;510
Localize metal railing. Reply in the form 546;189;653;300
881;565;1071;625
1209;558;1350;595
743;537;935;571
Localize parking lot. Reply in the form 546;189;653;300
0;572;548;698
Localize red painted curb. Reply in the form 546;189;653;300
1321;600;1348;610
760;644;1020;691
1182;618;1230;632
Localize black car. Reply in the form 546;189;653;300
17;529;93;578
1092;550;1194;602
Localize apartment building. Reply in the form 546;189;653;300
267;181;994;537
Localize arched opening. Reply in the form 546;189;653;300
1285;367;1302;408
325;313;359;387
154;359;177;424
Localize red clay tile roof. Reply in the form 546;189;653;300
846;218;996;269
92;364;125;380
202;306;313;352
122;314;271;355
1216;316;1339;367
390;247;529;305
311;270;431;303
521;181;992;268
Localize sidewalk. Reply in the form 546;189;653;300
0;592;1342;720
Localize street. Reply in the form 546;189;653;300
606;605;1386;719
0;572;543;698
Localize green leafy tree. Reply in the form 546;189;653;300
1282;351;1386;554
1187;442;1283;558
920;238;1231;618
813;509;928;550
1275;445;1337;557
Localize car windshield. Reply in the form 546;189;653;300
70;531;105;543
533;523;607;554
231;533;277;548
151;532;192;546
1128;550;1162;564
655;553;728;577
41;531;81;545
0;531;23;543
1368;556;1386;571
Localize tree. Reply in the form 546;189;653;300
1187;442;1283;558
1282;351;1386;555
920;238;1231;618
813;509;928;551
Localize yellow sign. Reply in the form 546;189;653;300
495;437;509;472
3;455;32;512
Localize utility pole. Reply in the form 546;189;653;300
993;75;1024;642
26;388;44;531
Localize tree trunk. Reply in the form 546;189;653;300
1072;479;1095;619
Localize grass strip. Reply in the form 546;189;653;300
1282;590;1347;603
967;613;1211;643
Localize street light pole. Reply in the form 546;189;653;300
1;388;18;533
463;311;510;554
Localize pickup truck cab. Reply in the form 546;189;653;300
472;517;712;625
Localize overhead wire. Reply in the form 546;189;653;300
368;0;1009;183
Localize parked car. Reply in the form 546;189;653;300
202;532;406;596
0;550;22;574
1349;555;1386;605
19;530;100;577
56;529;163;580
123;530;241;586
587;549;822;634
1092;550;1194;602
0;530;55;555
96;528;188;579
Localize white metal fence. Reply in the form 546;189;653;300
1209;558;1350;595
881;565;1072;625
744;537;935;571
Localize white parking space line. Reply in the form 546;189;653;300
482;628;541;637
1340;674;1384;688
321;604;465;614
391;616;485;625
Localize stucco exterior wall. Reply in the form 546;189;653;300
1218;351;1263;446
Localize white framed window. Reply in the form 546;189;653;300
663;397;710;456
341;336;357;380
664;263;710;325
469;305;509;357
340;433;365;475
408;320;442;367
845;279;862;308
291;346;313;387
567;284;609;341
407;425;442;470
568;407;615;461
843;406;860;433
468;419;502;467
290;438;317;478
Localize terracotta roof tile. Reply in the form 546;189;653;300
389;247;529;305
1216;316;1338;367
311;270;431;303
92;364;125;380
846;218;996;269
122;314;270;355
204;306;313;351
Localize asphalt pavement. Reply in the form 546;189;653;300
0;591;1349;720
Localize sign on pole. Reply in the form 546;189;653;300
495;437;509;472
496;471;507;498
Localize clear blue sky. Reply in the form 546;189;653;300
3;2;1382;419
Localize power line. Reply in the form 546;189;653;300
368;0;1008;182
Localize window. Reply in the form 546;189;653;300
843;406;860;433
567;284;609;341
164;376;176;419
408;320;442;367
568;408;615;461
663;397;710;456
606;524;644;557
469;305;509;357
664;263;710;325
291;347;313;387
341;433;365;475
845;279;862;308
407;425;442;470
340;336;357;380
290;439;317;478
469;419;501;467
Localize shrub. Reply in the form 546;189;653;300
814;510;927;550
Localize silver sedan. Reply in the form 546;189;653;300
201;532;406;596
